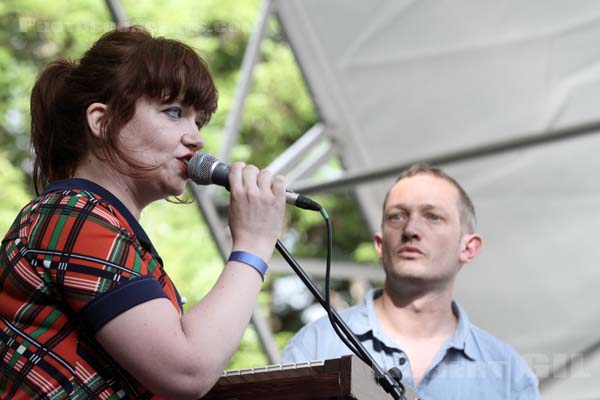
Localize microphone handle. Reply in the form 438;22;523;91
210;162;321;211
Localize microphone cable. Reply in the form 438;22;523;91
316;208;407;399
274;207;371;367
320;208;372;366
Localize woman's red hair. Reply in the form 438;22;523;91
30;26;218;193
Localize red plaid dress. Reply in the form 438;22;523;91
0;179;183;399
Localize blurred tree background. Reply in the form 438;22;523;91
0;0;377;369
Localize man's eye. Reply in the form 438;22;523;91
163;107;182;118
388;213;405;221
426;213;441;221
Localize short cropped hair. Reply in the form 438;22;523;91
382;164;476;234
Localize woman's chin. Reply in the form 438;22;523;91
154;180;186;200
166;184;186;198
173;180;188;196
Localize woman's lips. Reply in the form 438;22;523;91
178;159;188;176
178;153;194;176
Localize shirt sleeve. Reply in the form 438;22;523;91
511;382;540;400
25;193;169;333
282;333;313;363
509;350;540;400
282;314;358;363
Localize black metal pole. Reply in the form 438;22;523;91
292;119;600;195
275;240;408;400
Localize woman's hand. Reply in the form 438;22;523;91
227;162;287;262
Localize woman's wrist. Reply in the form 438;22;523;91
227;251;269;281
231;239;275;263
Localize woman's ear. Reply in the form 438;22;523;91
86;102;107;137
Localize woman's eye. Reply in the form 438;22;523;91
164;107;182;118
194;120;203;129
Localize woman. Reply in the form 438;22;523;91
0;26;286;399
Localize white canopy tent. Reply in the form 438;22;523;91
271;0;600;397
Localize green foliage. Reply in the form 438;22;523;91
0;154;30;233
353;241;379;264
240;30;318;166
227;326;268;369
0;0;371;373
140;198;222;307
0;0;111;168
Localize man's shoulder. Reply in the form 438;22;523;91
295;302;367;338
467;322;523;361
282;302;368;363
466;321;539;391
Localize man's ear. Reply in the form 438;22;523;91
459;234;483;264
374;231;384;261
86;102;107;137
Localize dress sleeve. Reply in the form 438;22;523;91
24;193;170;333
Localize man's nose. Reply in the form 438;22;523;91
401;216;421;242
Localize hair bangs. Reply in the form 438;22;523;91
138;38;218;126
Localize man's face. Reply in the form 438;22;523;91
375;174;474;287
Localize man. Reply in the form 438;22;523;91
282;164;539;399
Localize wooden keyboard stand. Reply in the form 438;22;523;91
203;355;422;399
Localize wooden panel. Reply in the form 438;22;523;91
202;356;422;400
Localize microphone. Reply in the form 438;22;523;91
187;152;322;211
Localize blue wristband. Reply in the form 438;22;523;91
228;251;268;281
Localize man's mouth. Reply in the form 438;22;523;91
397;246;423;257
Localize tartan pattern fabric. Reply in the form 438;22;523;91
0;179;182;399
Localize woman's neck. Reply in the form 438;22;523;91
74;156;146;220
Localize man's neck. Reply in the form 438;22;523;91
374;285;458;387
374;284;457;341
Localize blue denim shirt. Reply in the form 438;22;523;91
282;289;539;400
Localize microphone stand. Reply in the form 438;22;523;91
275;240;409;400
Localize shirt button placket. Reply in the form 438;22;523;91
393;352;411;386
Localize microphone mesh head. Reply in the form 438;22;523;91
187;152;218;185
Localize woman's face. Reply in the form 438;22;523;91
117;96;204;201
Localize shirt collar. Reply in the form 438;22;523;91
446;301;477;361
42;178;162;263
349;288;399;351
353;288;478;360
